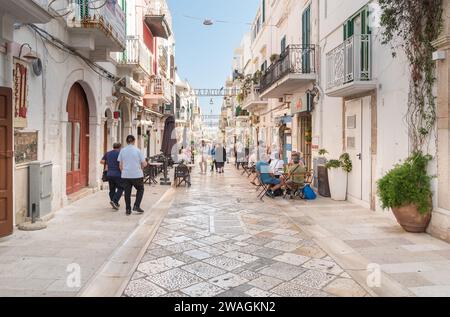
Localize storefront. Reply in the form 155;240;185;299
291;93;313;170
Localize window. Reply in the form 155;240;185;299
343;7;371;40
261;61;267;72
281;36;286;53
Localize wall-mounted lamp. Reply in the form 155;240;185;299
19;43;38;60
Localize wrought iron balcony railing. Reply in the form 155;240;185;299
67;0;126;49
326;35;372;90
260;45;316;93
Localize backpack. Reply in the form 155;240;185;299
303;185;317;200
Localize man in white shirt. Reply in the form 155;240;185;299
118;135;148;216
270;152;285;177
199;140;209;174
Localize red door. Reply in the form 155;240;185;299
0;87;13;238
66;83;90;195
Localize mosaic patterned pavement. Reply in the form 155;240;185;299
123;167;368;297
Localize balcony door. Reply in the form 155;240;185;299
345;97;371;207
344;8;370;81
0;87;13;238
66;83;90;195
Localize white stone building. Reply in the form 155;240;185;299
0;0;177;236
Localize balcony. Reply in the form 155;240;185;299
260;45;316;99
116;36;152;77
1;0;52;23
145;76;174;105
66;0;126;57
242;85;268;113
144;0;172;39
326;35;376;97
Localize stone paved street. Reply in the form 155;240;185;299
123;167;368;297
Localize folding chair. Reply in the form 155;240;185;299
174;164;191;187
256;172;271;201
246;164;256;178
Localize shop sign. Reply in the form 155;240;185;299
291;94;312;115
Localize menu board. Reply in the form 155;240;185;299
14;131;38;165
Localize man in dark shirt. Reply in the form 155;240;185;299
101;143;123;210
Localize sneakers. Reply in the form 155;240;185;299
133;206;145;214
110;201;120;211
266;190;275;198
126;209;132;216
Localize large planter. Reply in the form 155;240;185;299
391;204;432;233
327;167;348;201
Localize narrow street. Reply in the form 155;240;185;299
2;164;450;297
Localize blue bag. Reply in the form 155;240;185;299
303;185;317;200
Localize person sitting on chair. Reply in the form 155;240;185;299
256;157;284;198
284;153;307;197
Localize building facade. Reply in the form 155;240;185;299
228;0;450;242
0;0;178;237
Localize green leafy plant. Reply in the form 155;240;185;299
253;70;262;84
377;152;433;215
318;149;328;156
270;54;280;63
325;160;341;170
379;0;443;152
305;134;312;143
325;153;353;173
339;153;352;173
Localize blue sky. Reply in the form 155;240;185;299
167;0;260;115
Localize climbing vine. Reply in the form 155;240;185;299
379;0;443;152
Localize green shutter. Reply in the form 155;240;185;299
262;0;266;23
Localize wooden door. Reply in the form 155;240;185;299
0;87;13;238
66;83;89;195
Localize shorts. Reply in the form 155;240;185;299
262;177;281;185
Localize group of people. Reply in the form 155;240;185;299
254;151;307;198
199;140;227;174
101;135;147;216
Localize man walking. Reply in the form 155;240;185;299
199;140;209;174
118;135;148;216
100;143;123;211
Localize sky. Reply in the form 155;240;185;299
167;0;260;116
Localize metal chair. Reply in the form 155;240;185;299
174;163;191;187
256;172;271;201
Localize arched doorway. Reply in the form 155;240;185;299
66;83;90;195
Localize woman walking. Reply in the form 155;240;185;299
215;144;227;174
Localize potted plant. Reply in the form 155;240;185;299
253;70;262;84
326;153;352;201
270;53;280;64
305;128;312;145
377;152;433;233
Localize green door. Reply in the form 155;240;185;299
343;8;371;82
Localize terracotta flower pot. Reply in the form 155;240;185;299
391;204;432;233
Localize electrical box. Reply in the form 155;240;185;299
28;161;53;218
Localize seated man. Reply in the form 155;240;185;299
256;159;284;198
284;153;307;195
270;152;285;178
